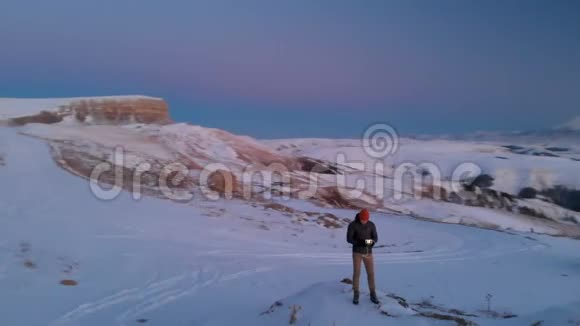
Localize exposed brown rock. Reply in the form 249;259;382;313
316;212;344;228
296;157;341;175
207;169;238;196
263;202;296;214
62;98;171;125
8;97;171;126
313;186;378;209
421;185;448;201
340;278;353;285
11;111;62;125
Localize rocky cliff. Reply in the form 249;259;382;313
1;96;171;126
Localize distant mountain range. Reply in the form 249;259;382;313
409;115;580;146
556;115;580;131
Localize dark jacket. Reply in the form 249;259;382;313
347;213;378;254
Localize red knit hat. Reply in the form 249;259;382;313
359;208;370;221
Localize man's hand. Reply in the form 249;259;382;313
364;239;374;246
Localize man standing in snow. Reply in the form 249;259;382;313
347;208;379;305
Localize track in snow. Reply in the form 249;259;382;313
51;265;272;326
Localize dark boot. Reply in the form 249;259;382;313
370;291;380;304
353;290;359;305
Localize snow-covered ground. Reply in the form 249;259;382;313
2;128;580;326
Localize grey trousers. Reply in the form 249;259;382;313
352;252;376;294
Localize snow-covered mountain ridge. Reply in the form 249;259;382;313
2;96;580;237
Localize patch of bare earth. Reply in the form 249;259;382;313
60;280;78;286
17;242;37;269
201;207;226;218
23;260;37;269
260;301;283;315
316;213;344;229
417;312;478;326
264;202;297;214
261;202;350;229
312;186;380;210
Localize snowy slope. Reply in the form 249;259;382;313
2;128;580;326
265;137;580;193
19;121;579;236
19;122;299;195
265;138;580;235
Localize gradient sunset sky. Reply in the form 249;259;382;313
1;0;579;138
